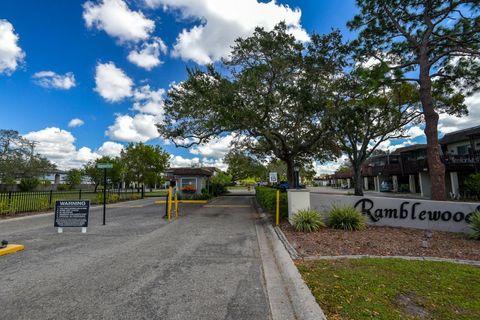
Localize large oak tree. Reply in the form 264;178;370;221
159;24;346;188
348;0;480;200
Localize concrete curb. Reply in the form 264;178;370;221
301;254;480;267
273;226;299;260
253;198;327;320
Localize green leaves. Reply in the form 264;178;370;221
328;206;366;231
120;143;170;186
224;151;266;182
0;129;56;183
292;208;326;232
160;23;348;186
349;0;480;113
66;169;83;189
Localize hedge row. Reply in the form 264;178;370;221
255;187;288;219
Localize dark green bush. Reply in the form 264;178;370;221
208;183;227;197
465;173;480;199
0;200;16;215
328;206;366;231
292;208;325;232
178;193;212;200
96;193;120;204
56;184;69;191
468;211;480;240
18;178;40;191
255;187;288;218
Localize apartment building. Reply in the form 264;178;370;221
331;125;480;199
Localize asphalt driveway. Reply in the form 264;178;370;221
0;196;270;320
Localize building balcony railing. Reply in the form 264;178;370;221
370;163;402;176
402;159;428;175
442;154;480;171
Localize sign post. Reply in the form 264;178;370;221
269;172;278;184
96;163;113;226
276;190;280;226
54;200;90;233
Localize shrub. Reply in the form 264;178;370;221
468;211;480;240
37;198;50;211
19;178;40;191
96;193;120;204
208;182;227;196
465;173;480;199
328;206;366;231
56;184;69;191
42;180;52;188
255;187;288;218
178;193;212;200
292;208;325;232
110;194;120;203
130;194;142;200
0;200;16;215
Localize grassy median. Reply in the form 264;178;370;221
297;258;480;320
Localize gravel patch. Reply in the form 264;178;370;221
280;223;480;261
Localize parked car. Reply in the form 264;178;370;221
278;181;289;191
380;181;393;192
275;181;306;191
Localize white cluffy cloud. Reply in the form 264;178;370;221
97;141;124;157
145;0;309;64
170;155;227;171
32;71;76;90
128;37;167;70
0;20;25;75
132;85;165;116
404;125;424;139
189;134;236;159
106;113;161;143
83;0;155;43
105;84;166;143
439;92;480;134
94;62;133;102
68;118;85;128
24;127;124;169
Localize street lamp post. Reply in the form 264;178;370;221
294;165;300;189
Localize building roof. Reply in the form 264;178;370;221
165;167;214;177
392;144;427;155
440;125;480;145
201;167;220;173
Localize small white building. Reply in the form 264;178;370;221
165;167;215;196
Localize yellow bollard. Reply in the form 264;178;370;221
167;186;172;222
276;190;280;226
175;191;179;218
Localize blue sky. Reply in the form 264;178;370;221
0;0;477;172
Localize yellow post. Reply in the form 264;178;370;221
276;190;280;226
175;190;179;218
167;186;172;222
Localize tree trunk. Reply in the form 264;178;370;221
419;64;446;200
353;164;363;196
285;158;296;189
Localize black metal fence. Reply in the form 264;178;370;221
0;189;143;215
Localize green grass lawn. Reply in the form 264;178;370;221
227;186;251;190
144;190;168;196
297;258;480;320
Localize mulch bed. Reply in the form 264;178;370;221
280;222;480;261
